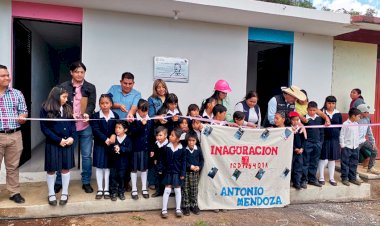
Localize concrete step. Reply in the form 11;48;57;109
0;180;175;219
336;162;380;180
0;173;371;219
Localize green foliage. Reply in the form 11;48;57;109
130;216;146;221
261;0;315;9
365;8;377;17
195;220;208;226
260;0;378;16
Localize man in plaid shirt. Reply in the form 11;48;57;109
0;64;28;204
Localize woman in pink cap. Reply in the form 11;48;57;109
207;80;233;122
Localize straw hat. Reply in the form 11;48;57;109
281;86;306;101
357;103;371;113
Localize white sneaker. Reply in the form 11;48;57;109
368;167;380;175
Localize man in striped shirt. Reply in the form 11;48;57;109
0;64;28;203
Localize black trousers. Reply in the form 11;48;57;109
110;168;126;194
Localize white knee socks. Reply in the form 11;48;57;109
328;161;336;182
47;174;56;200
318;159;328;181
104;169;110;191
174;188;181;210
141;171;147;192
61;172;70;200
162;187;171;212
131;172;138;192
96;168;104;191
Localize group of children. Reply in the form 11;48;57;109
40;87;206;218
40;85;379;217
284;94;380;190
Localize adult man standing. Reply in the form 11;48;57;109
263;86;306;127
108;72;141;120
108;72;141;191
57;62;96;193
0;64;28;203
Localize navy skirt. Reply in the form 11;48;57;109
132;151;149;171
44;143;75;172
162;173;183;187
320;138;340;160
93;145;110;168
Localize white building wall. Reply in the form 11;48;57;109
0;0;11;178
82;9;248;113
332;40;377;113
292;33;334;107
0;0;11;69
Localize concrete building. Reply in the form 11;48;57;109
0;0;378;179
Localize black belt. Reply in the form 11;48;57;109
0;128;21;134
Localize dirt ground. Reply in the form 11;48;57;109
1;180;380;226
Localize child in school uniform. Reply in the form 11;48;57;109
301;101;324;188
90;94;119;200
187;104;200;117
40;87;76;206
178;117;190;146
212;104;228;126
233;111;257;128
339;108;362;186
158;128;187;218
233;111;245;127
182;131;204;216
318;96;342;186
273;112;286;128
200;97;216;121
130;99;155;200
289;111;305;190
151;126;169;197
186;104;200;131
157;93;182;136
109;120;132;201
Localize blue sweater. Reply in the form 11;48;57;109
304;115;324;144
130;115;155;153
185;145;204;172
158;143;186;177
90;111;119;146
109;135;132;169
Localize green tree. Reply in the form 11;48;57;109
261;0;315;9
364;8;377;17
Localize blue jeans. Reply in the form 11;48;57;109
56;126;93;185
341;147;359;181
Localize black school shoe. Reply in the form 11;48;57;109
300;182;307;189
111;193;118;201
308;181;322;187
190;206;200;215
82;184;94;193
152;192;162;197
9;193;25;204
183;207;190;216
119;192;126;200
293;184;301;190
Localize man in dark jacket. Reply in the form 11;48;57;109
56;61;96;193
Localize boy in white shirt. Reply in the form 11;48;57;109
339;108;362;186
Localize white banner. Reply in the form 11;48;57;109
198;125;293;209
